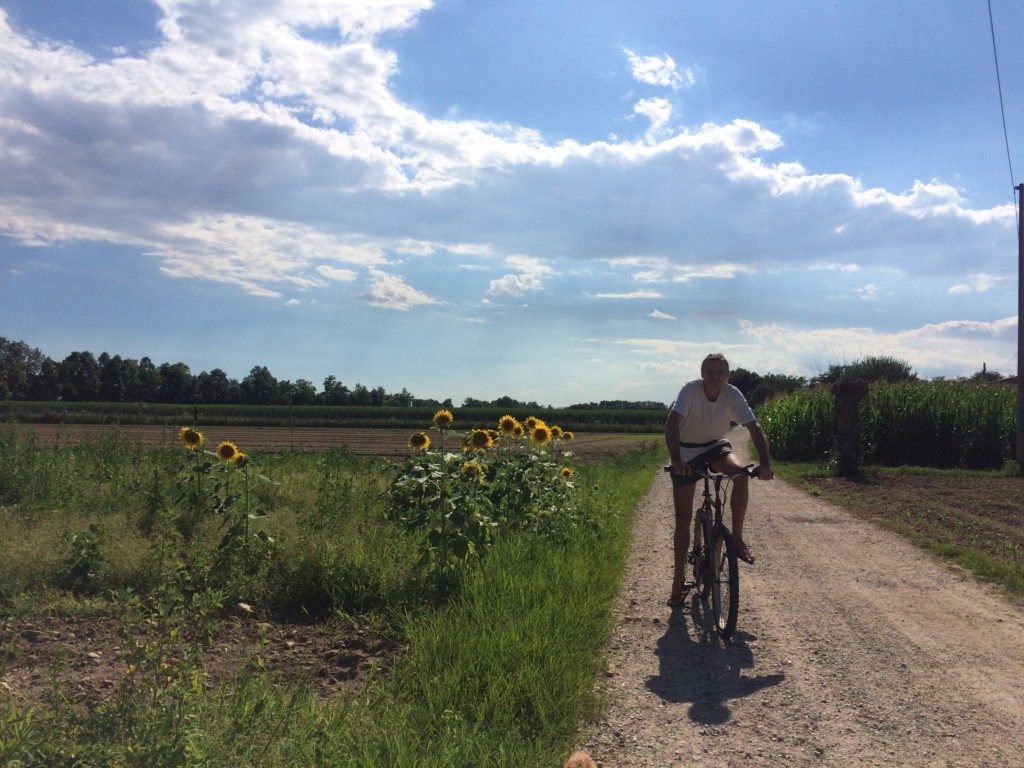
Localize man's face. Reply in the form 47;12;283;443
701;360;729;392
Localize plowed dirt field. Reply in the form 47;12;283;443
14;423;658;459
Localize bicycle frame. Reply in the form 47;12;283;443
666;463;757;638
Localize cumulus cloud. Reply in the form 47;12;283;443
363;267;436;310
487;255;551;297
624;48;694;90
0;0;1016;325
948;273;1003;294
735;316;1017;377
649;309;676;320
633;97;672;139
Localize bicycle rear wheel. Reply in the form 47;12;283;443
711;527;739;639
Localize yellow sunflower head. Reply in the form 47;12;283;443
461;461;483;480
530;424;552;446
233;452;248;468
512;424;524;439
432;409;454;429
562;431;575;441
560;467;574;478
216;441;239;462
549;425;564;440
498;415;519;434
179;427;205;451
408;432;431;451
469;428;493;451
460;437;473;452
524;416;544;431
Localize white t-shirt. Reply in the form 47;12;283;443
670;380;756;462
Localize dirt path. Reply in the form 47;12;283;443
580;428;1024;767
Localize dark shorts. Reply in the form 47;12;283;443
670;440;733;489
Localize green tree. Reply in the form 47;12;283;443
814;356;916;386
240;366;278;405
322;375;350;405
158;362;194;403
58;351;101;401
0;337;50;400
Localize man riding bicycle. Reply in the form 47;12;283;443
665;353;774;607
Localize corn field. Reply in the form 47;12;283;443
758;382;1016;469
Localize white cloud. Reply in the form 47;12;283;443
592;290;662;299
947;273;1003;294
487;255;551;296
363;267;436;310
316;265;358;281
649;309;676;320
855;283;878;301
633;97;672;139
736;316;1017;377
624;48;694;90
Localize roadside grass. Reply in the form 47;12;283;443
774;459;1024;600
0;422;661;766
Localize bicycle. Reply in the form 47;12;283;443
664;463;759;639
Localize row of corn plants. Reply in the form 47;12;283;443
758;381;1016;469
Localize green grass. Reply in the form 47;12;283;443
0;424;661;766
774;459;1024;600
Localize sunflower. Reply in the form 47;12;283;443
461;461;483;480
498;415;519;434
468;429;493;451
460;437;473;452
560;467;574;478
562;431;575;442
524;416;545;432
233;452;248;468
549;425;563;440
432;409;454;429
530;424;552;446
179;426;205;451
408;432;431;451
512;424;524;439
216;441;239;462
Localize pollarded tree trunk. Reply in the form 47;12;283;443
832;382;869;478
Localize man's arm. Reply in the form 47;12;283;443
744;420;774;480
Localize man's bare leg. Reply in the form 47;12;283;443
711;453;754;563
670;483;696;603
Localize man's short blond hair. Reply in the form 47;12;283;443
700;353;730;373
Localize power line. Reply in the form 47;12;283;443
987;0;1017;198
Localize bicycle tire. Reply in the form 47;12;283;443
698;507;715;601
711;527;739;639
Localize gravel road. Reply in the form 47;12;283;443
579;429;1024;767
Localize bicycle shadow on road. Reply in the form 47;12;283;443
644;595;784;725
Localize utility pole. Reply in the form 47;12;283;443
1017;183;1024;468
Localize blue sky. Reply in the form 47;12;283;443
0;1;1020;405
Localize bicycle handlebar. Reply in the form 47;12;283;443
663;463;760;479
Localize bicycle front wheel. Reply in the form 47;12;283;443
698;508;715;601
711;528;739;639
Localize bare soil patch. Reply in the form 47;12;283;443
16;424;658;459
1;614;397;709
796;471;1024;576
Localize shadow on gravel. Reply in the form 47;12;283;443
644;595;784;724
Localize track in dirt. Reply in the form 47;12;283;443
581;428;1024;767
15;423;658;460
